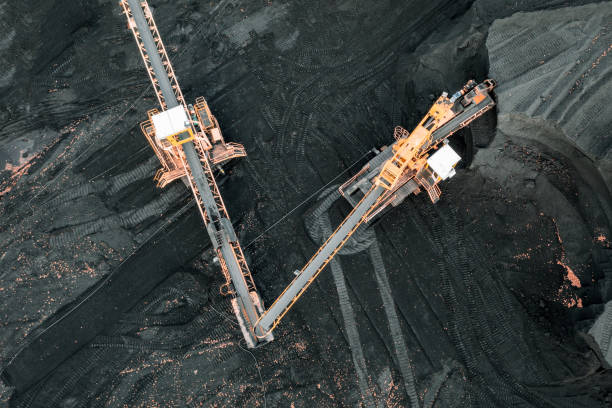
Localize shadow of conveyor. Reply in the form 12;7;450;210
1;203;209;396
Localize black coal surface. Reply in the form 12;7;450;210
1;0;611;407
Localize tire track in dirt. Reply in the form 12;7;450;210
319;212;377;408
368;239;419;407
420;194;564;407
415;198;507;406
48;183;185;246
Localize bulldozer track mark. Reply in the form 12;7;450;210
48;184;185;246
428;200;560;407
91;304;220;353
422;362;454;408
597;305;612;356
319;212;377;408
415;199;508;406
369;239;419;408
46;348;106;408
12;381;45;408
46;157;158;206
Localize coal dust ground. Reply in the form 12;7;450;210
0;0;611;407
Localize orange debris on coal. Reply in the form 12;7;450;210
552;218;583;308
557;260;581;288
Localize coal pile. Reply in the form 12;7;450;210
1;0;611;406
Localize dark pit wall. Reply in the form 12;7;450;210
483;2;612;380
321;2;612;406
2;0;612;407
455;113;612;404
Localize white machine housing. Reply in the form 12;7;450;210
427;143;461;180
152;105;190;142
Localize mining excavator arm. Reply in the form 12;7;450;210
254;79;496;337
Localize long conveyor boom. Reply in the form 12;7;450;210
255;78;496;337
125;0;181;109
123;0;495;347
255;185;386;334
122;0;268;346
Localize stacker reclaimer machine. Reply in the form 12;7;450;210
120;0;496;348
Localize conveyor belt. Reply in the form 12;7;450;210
256;185;386;333
125;0;178;109
124;0;265;345
427;94;495;149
